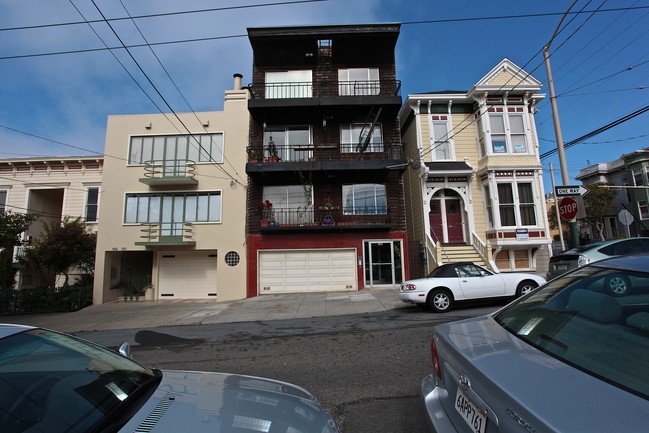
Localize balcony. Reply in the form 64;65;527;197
134;222;196;247
139;159;198;186
258;206;391;232
246;142;403;173
248;80;402;110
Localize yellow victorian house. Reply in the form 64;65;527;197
399;59;551;277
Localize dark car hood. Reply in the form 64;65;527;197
435;316;649;432
118;371;339;433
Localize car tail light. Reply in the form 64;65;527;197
431;338;441;379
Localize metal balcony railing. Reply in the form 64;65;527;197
142;159;197;179
247;142;403;162
136;222;195;245
260;206;390;228
250;79;401;99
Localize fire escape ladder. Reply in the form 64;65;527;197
357;106;382;153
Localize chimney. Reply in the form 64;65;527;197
233;73;243;90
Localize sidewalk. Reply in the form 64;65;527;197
2;287;407;334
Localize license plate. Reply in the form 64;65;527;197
455;388;487;433
557;264;568;271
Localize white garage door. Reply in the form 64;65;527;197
158;251;218;299
259;249;357;294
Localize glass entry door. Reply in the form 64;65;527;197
364;240;403;286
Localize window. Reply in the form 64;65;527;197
340;123;383;153
633;169;644;186
496;182;537;227
265;70;312;98
125;192;221;224
487;106;528;154
85;187;99;222
263;185;312;225
639;200;649;220
484;185;493;227
431;115;451;160
0;190;6;212
343;184;387;214
338;68;380;96
264;126;311;161
129;134;223;165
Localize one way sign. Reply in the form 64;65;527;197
555;185;589;197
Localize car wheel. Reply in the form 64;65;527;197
516;280;538;297
427;289;453;313
605;274;631;296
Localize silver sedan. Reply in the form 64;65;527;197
0;324;339;433
421;254;649;432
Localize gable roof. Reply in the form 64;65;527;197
469;58;542;97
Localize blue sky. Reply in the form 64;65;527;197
1;0;649;193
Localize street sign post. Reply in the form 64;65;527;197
555;185;589;197
559;197;579;221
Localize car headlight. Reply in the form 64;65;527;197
577;255;591;267
402;283;417;291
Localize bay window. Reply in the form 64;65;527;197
495;181;537;227
487;106;529;154
125;192;222;230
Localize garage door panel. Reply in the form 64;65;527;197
158;252;217;299
259;249;356;294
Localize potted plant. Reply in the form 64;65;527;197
322;215;335;225
266;137;280;162
247;147;263;163
260;200;273;226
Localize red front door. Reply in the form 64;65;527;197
429;199;443;242
445;199;464;243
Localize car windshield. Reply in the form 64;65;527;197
0;329;157;433
494;265;649;400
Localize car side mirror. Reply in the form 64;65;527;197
118;342;131;358
480;271;487;277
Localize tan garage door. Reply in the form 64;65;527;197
158;251;218;299
259;249;357;294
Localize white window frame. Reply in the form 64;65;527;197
639;200;649;220
265;70;312;98
124;192;222;225
340;123;383;153
84;186;100;223
493;181;538;228
430;115;453;161
128;133;224;166
486;106;530;155
338;68;380;96
0;189;7;213
343;184;387;215
633;168;644;186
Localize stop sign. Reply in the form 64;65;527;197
559;197;579;221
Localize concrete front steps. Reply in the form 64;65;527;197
438;244;487;268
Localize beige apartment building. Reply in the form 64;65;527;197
399;59;552;276
93;74;249;304
0;156;103;288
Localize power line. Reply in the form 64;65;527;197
4;5;649;61
0;0;328;32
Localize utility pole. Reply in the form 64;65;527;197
544;0;581;247
550;163;565;252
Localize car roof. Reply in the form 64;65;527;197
590;252;649;272
0;324;34;339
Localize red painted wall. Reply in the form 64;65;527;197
246;231;408;297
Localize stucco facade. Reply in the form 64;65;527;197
400;59;552;276
93;75;249;303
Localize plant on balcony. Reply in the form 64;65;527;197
247;147;263;163
265;137;279;162
322;215;335;225
260;200;273;225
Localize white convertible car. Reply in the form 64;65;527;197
399;262;546;312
